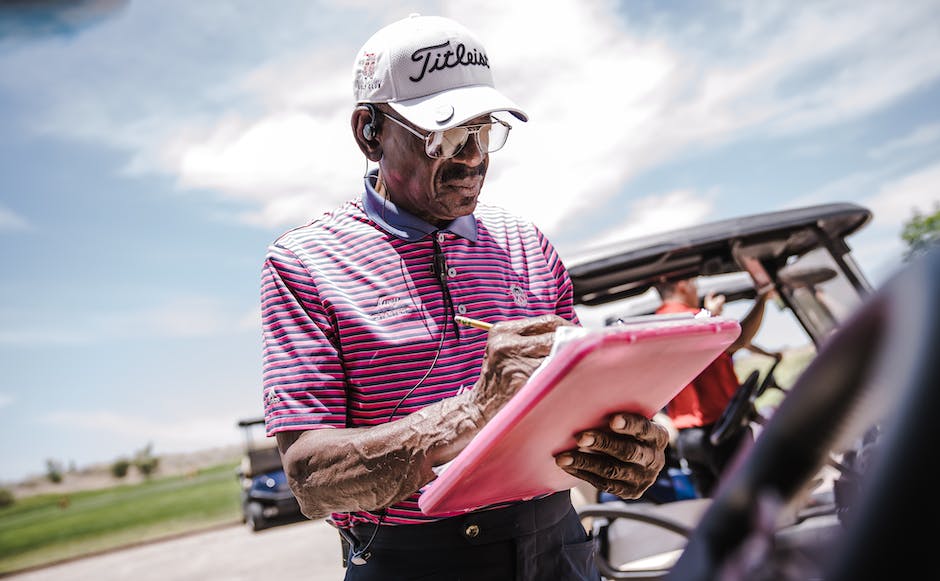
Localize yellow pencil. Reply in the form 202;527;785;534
454;315;493;330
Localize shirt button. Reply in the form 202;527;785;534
457;304;468;315
464;524;480;538
447;267;457;278
436;232;446;243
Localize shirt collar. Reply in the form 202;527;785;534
361;170;478;242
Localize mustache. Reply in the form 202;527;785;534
440;163;486;182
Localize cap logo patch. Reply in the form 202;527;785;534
358;52;382;91
362;52;377;77
409;40;490;83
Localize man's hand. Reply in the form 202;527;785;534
470;314;573;422
554;412;669;499
704;291;726;316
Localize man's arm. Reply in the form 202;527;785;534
277;315;564;519
728;290;771;354
277;391;486;519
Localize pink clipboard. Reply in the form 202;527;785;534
418;315;741;516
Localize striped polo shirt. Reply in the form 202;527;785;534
260;173;579;527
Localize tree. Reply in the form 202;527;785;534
111;457;131;478
901;203;940;261
45;459;64;484
134;443;160;478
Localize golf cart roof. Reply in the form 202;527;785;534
567;202;871;306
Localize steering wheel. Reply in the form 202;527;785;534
709;351;783;448
578;504;693;580
707;369;760;448
665;246;940;580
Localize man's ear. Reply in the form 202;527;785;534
351;105;382;162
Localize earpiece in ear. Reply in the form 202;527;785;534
360;104;377;141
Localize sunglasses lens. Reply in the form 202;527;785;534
483;122;509;153
426;127;469;158
425;121;510;158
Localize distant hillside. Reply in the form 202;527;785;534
7;444;243;499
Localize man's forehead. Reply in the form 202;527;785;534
465;113;494;125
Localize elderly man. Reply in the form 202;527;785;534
261;14;668;580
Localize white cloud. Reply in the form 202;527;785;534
578;189;716;252
39;410;242;454
0;329;91;345
869;122;940;160
236;306;261;332
752;2;940;134
0;295;252;346
785;168;886;209
443;0;940;236
93;295;250;339
789;160;940;284
5;0;940;248
174;111;363;226
467;1;681;234
864;162;940;226
0;205;30;231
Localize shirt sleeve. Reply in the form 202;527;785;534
261;243;348;436
535;226;581;325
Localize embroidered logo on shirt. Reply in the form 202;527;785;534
373;295;416;321
264;390;281;407
509;283;528;307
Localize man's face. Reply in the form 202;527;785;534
377;107;490;226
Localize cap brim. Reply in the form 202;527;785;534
388;84;528;131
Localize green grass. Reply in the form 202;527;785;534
735;346;817;411
0;462;242;574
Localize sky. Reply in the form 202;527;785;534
1;0;938;483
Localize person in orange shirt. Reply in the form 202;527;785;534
655;277;771;497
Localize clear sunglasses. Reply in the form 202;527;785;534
382;112;512;159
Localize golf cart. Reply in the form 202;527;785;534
236;417;304;531
564;203;939;579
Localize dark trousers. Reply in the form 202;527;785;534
340;491;599;580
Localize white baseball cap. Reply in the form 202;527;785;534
352;14;528;131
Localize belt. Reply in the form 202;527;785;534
345;490;573;551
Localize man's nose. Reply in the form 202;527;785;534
452;132;485;166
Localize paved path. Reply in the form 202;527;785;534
8;519;346;581
5;484;600;581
